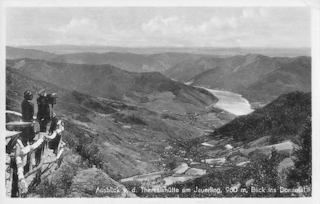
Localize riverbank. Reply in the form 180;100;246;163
202;88;254;116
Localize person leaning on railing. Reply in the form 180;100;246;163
11;90;38;195
45;114;65;155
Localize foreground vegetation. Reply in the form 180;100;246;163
122;117;312;198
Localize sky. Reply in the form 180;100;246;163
6;7;311;48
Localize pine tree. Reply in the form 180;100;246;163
266;147;282;188
287;117;311;188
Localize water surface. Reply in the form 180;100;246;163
204;88;254;116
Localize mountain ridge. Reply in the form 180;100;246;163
165;54;311;102
6;46;206;73
6;58;218;113
15;45;311;56
6;66;220;181
5;47;312;198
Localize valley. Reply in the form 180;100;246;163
118;92;310;195
7;46;311;104
5;46;312;198
6;60;235;196
4;5;316;199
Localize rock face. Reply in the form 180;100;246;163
23;150;137;198
69;168;136;198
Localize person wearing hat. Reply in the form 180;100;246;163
37;89;51;132
21;90;35;145
21;90;34;122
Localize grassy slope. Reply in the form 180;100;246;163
6;67;220;180
212;91;311;143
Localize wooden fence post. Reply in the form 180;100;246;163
10;157;19;197
35;142;45;183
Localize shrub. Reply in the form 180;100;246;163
166;157;178;170
161;113;178;120
34;179;58;197
286;117;311;196
122;181;143;196
126;115;147;125
75;114;92;122
31;163;76;197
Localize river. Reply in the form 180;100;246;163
203;88;254;116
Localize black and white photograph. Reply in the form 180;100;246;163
2;0;319;202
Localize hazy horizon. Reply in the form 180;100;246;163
7;44;311;57
9;44;311;49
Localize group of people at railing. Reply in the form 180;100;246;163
6;89;65;197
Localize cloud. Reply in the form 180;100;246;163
139;8;309;47
49;18;103;45
52;18;98;34
6;7;311;47
139;14;257;46
242;8;260;18
141;15;182;34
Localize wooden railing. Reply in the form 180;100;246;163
6;111;65;197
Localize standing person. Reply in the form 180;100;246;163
20;90;36;175
21;90;35;145
21;90;34;122
37;89;51;132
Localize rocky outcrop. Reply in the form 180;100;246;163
68;168;137;198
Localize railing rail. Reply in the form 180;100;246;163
8;134;65;197
6;111;65;197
